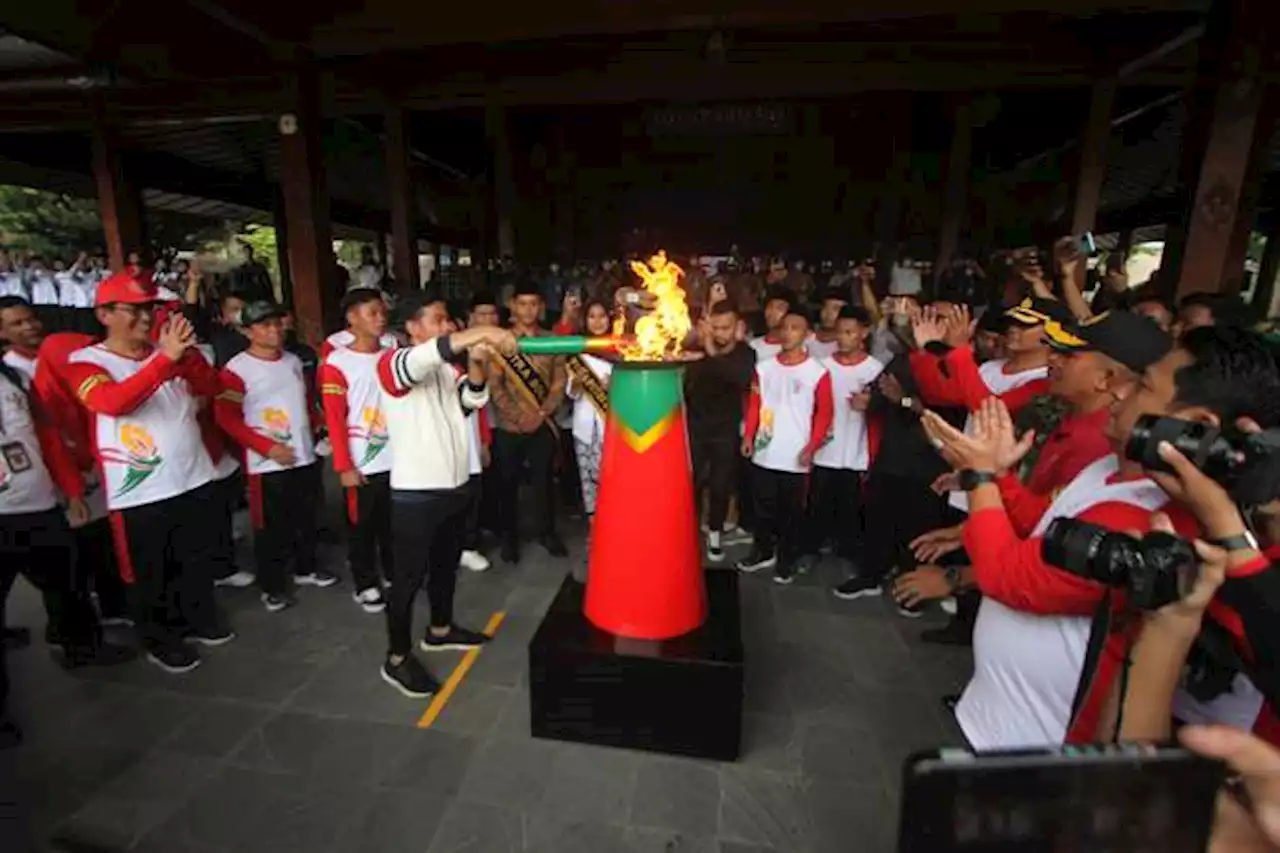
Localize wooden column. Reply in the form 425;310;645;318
1068;79;1117;236
277;69;336;346
1163;0;1277;299
90;118;144;273
935;97;974;278
384;105;420;291
486;102;516;259
272;188;292;307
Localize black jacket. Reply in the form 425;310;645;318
684;343;756;439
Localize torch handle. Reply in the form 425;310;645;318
516;336;626;356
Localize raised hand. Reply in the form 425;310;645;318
157;314;196;362
972;397;1035;473
911;308;948;348
943;304;975;348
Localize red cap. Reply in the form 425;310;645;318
95;269;157;307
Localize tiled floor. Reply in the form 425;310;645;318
2;515;969;853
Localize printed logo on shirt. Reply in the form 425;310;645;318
262;407;293;443
101;423;162;498
353;406;389;466
755;407;775;451
0;466;8;494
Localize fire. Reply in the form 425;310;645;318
614;250;692;361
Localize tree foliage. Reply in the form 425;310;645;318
0;184;102;259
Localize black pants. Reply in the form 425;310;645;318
211;471;242;582
250;463;319;596
804;466;865;560
112;483;223;654
479;463;502;536
76;516;128;620
736;452;756;533
751;465;808;567
346;471;393;592
493;425;558;540
463;474;482;551
691;430;739;533
557;427;582;514
858;472;950;584
1;508;99;718
387;487;468;656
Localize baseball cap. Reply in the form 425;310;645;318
239;301;287;327
1044;310;1173;373
1005;296;1073;327
94;269;157;307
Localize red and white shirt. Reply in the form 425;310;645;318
813;353;883;472
65;344;220;510
216;350;317;476
743;351;835;474
319;344;394;477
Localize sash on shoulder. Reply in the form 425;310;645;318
566;356;609;421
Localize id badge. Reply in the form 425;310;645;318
1;440;32;474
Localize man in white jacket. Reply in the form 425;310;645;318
375;291;517;697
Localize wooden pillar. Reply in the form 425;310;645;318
277;69;336;346
384;105;420;292
1068;79;1117;236
1162;0;1277;300
272;189;292;307
90;118;144;273
486;102;516;259
935;97;974;279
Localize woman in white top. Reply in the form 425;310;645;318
565;301;615;529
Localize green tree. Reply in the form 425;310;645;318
234;223;280;282
0;184;102;259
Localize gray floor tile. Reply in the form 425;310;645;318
537;742;641;826
426;799;523;853
456;735;558;811
157;698;276;759
523;816;629;853
383;729;481;798
630;756;721;838
800;722;894;790
285;648;429;724
144;766;281;849
234;782;376;853
718;767;814;849
717;842;778;853
807;779;896;853
740;713;803;776
429;681;513;736
328;788;453;853
623;826;718;852
141;644;323;705
228;711;415;787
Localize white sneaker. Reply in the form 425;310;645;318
706;531;725;564
353;586;386;614
459;550;491;572
940;597;958;616
214;570;256;589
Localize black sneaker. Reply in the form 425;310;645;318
540;533;568;558
795;554;817;575
832;576;882;601
420;625;490;653
921;620;973;647
61;641;137;669
294;569;339;588
896;601;925;619
735;549;777;574
707;543;725;563
185;626;237;647
772;564;795;586
146;644;201;674
381;655;440;698
261;593;295;613
501;538;521;565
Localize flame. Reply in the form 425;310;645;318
613;250;692;362
120;424;156;459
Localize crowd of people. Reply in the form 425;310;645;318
6;234;1280;847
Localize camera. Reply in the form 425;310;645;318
1041;518;1198;610
1125;414;1280;506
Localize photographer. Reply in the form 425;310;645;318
921;325;1280;750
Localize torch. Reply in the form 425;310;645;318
515;335;629;356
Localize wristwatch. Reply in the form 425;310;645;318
900;396;915;410
958;469;997;491
1208;530;1260;553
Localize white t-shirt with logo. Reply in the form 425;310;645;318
750;354;828;475
814;354;883;472
956;455;1169;750
68;345;216;510
323;346;392;477
0;366;59;515
223;350;317;476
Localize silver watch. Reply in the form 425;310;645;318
901;396;915;409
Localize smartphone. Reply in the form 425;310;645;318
897;743;1224;853
1077;231;1099;257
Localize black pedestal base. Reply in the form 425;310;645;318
528;570;744;761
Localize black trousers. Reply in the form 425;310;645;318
804;466;865;560
387;486;468;656
249;463;319;596
1;508;100;718
76;516;128;620
751;465;808;567
112;483;223;654
346;471;393;592
463;474;482;551
691;429;739;533
736;452;756;533
493;425;558;540
211;470;242;582
858;471;951;584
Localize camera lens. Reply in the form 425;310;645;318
1126;415;1220;474
1041;519;1125;585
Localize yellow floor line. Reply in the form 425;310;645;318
416;610;506;729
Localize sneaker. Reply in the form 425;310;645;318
214;570;256;589
420;625;490;653
896;601;925;619
939;597;958;616
459;550;491;572
146;645;201;674
99;615;135;628
772;562;796;585
832;576;882;601
501;538;521;565
735;549;777;574
723;526;754;546
381;655;440;698
921;620;973;647
294;569;339;588
795;554;817;575
353;586;386;614
539;533;568;558
62;641;136;668
260;593;295;613
185;627;236;647
707;531;725;564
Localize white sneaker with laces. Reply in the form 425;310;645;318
353;586;386;614
214;570;256;589
459;550;491;572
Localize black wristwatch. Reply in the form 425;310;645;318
958;469;997;491
1208;531;1260;553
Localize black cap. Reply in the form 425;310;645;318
1005;296;1073;327
239;300;287;326
1045;310;1173;373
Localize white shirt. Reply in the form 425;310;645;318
57;272;96;308
568;354;613;445
467;410;484;477
0;365;59;514
2;349;36;382
813;354;883;471
322;345;393;477
808;336;838;361
195;346;240;482
750;353;829;474
68;345;216;510
27;272;59;306
0;271;27;300
955;456;1170;750
222;351;317;476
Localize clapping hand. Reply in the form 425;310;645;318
157;313;196;362
911;307;948;348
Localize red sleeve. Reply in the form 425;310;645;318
940;345;1000;411
743;370;762;446
995;472;1055;539
376;348;413;398
963;500;1160;616
998;377;1051;417
478;406;492;448
213;368;276;457
65;355;179;416
909;350;966;407
32;401;84;500
176;349;223;398
806;371;835;454
32;362;93;471
319;339;335;360
318;363;355;473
